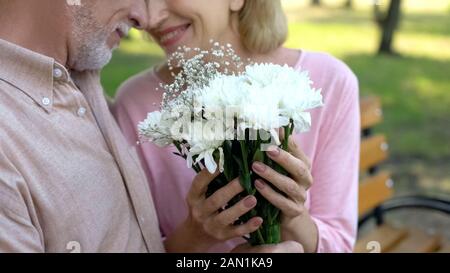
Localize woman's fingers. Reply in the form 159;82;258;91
255;179;305;218
204;196;262;241
252;162;306;202
207;216;263;242
203;178;244;215
232;240;304;253
188;169;220;202
265;147;313;190
214;195;257;226
288;137;311;170
227;217;263;238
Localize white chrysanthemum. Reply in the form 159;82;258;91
193;74;245;121
188;143;224;174
235;84;286;145
244;63;288;88
185;121;225;173
245;63;323;133
138;111;173;147
277;70;323;132
139;54;324;175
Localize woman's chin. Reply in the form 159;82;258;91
164;41;194;55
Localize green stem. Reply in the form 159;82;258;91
239;140;249;175
282;121;295;151
256;228;265;245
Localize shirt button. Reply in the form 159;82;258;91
140;216;145;223
53;68;63;79
42;97;51;106
77;107;86;117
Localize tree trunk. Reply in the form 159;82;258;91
344;0;352;9
311;0;321;6
375;0;402;54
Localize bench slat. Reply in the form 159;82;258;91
360;96;383;130
355;224;407;253
360;134;389;173
437;244;450;253
387;229;441;253
358;171;393;217
357;97;445;253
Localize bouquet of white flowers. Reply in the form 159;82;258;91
138;42;323;245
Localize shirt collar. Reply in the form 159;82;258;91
0;38;71;112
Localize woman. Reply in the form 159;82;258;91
112;0;360;253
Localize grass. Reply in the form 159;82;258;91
101;51;162;97
101;1;450;163
101;34;164;97
281;4;450;160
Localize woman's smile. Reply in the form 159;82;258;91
156;23;191;51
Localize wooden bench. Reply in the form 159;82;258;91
355;96;450;253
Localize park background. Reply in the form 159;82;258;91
101;0;450;236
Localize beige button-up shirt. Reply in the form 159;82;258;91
0;38;164;253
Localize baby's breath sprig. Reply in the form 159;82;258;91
160;40;247;109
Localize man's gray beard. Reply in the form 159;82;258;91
71;7;114;71
73;31;113;71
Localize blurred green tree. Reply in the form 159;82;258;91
311;0;321;6
344;0;353;9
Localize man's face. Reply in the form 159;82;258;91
69;0;147;71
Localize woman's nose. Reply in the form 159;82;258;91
147;0;169;29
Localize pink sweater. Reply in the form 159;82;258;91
112;50;360;253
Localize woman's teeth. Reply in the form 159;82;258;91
160;28;185;43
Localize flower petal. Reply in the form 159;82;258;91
204;149;218;174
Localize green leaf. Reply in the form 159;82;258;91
239;171;252;194
252;149;264;163
222;140;234;181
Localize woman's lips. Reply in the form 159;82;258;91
158;24;191;48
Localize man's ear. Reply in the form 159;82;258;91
230;0;245;12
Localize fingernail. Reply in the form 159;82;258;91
252;162;266;173
252;217;263;226
267;147;280;157
243;196;257;208
255;179;266;190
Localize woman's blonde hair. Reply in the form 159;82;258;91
238;0;288;54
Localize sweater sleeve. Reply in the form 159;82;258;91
308;64;360;253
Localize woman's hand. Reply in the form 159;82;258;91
232;240;304;253
251;137;319;253
164;169;263;253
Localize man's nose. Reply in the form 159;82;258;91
147;0;169;29
129;0;149;30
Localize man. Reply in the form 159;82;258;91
0;0;303;253
0;0;165;253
